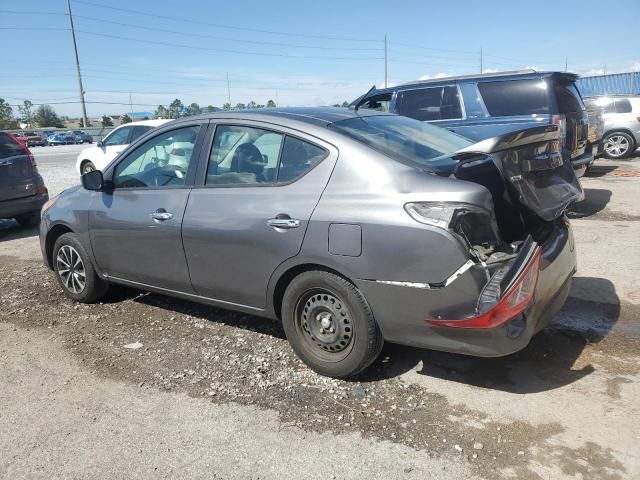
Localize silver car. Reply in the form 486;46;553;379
584;95;640;159
40;108;581;378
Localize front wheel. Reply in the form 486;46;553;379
53;233;108;303
603;132;635;159
81;161;96;175
281;270;383;378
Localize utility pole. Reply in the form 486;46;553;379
67;0;88;128
384;33;388;88
129;90;133;116
226;72;231;105
603;64;607;76
480;47;483;74
565;58;568;72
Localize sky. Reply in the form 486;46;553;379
1;0;639;118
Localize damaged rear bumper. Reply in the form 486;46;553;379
356;218;576;357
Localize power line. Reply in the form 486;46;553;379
75;30;383;61
74;0;381;43
71;14;382;52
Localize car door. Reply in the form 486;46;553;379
88;123;205;292
182;122;337;309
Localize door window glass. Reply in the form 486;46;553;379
277;136;327;182
478;79;549;116
130;125;153;142
206;125;283;185
113;126;200;188
397;86;462;121
357;93;392;112
103;126;132;146
614;99;632;113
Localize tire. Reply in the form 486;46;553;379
603;132;635;159
53;233;108;303
15;211;41;228
81;161;96;175
281;270;383;378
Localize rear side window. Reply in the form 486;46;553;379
0;133;24;159
555;84;585;114
397;86;462;121
478;79;549;116
131;125;153;142
277;136;327;182
614;99;632;113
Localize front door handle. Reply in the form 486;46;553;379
150;210;173;222
267;217;301;229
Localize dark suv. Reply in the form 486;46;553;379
352;70;592;175
0;132;49;227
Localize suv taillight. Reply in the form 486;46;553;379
552;114;566;147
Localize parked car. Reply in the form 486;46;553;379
40;131;55;145
41;108;581;378
47;132;75;146
583;95;640;159
11;132;28;148
68;130;93;144
0;131;49;227
75;119;170;174
351;70;593;175
21;131;46;147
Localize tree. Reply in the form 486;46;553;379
154;105;168;118
206;105;216;113
234;103;246;110
168;98;184;119
142;116;150;120
0;98;19;129
34;104;64;127
120;113;132;124
247;100;257;109
101;115;113;127
341;101;349;107
222;102;231;111
18;100;34;127
266;99;276;108
186;102;200;116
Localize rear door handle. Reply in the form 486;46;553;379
150;211;173;222
267;218;300;229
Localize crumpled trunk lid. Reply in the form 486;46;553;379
454;125;583;222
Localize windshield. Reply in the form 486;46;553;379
329;114;471;173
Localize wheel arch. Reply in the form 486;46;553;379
44;223;74;269
271;262;358;320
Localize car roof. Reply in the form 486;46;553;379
117;119;172;128
171;107;392;129
359;70;578;96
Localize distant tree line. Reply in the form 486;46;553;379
154;98;278;119
0;98;67;129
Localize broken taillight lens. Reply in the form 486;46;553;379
426;249;541;329
552;114;566;148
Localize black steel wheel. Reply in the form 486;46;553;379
282;270;383;378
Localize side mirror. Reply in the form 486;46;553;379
97;140;104;148
81;169;105;191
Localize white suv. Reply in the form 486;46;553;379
76;119;171;175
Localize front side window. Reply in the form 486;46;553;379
103;126;132;146
113;126;200;188
397;86;462;121
357;93;392;112
478;79;550;116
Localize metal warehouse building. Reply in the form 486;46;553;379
577;72;640;96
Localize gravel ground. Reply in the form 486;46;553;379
1;151;639;479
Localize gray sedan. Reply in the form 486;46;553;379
40;108;581;378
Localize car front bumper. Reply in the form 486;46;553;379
357;219;576;357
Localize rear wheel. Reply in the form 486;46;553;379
53;233;108;303
603;132;634;159
281;270;383;378
15;211;40;228
81;161;96;175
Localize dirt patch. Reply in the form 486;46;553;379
0;256;635;479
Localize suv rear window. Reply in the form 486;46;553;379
478;79;549;116
0;133;24;159
397;86;462;121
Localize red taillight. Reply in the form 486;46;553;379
36;186;48;196
636;117;640;123
552;114;567;148
426;250;541;329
